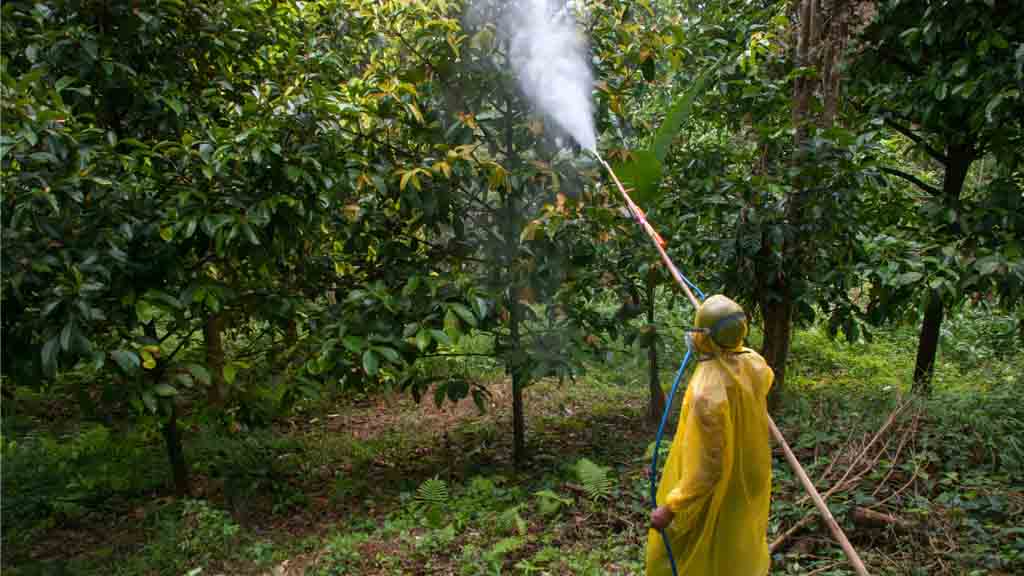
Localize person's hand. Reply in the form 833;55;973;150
650;506;675;530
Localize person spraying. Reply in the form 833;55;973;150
646;295;774;576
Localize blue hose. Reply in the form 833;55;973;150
649;269;704;576
649;343;693;576
682;276;706;302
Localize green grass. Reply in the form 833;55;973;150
2;305;1022;575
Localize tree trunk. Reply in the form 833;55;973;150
792;0;814;140
761;294;793;409
502;90;527;467
205;313;227;405
912;148;971;393
511;299;526;466
646;269;665;426
162;403;191;497
758;0;812;410
912;291;943;394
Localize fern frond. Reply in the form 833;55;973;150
575;458;612;501
416;476;449;506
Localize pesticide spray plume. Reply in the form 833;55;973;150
507;0;596;152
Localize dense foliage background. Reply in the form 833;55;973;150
2;1;1021;574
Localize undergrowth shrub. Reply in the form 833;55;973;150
925;377;1024;476
140;499;241;575
1;424;164;538
312;531;371;576
940;303;1020;370
190;429;307;514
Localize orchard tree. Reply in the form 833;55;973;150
614;0;883;405
1;0;445;493
850;0;1024;392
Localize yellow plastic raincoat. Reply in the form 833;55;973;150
645;330;774;576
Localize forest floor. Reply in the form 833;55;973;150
3;316;1023;575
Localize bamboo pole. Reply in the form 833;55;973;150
596;155;870;576
597;157;701;310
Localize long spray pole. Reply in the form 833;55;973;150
596;157;701;310
594;155;870;576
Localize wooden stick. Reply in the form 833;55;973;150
797;400;908;507
851;506;916;531
769;512;818;553
596;154;869;575
769;416;870;576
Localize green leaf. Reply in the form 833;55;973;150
574;458;612;501
82;39;98;61
55;76;75;92
444;309;461;337
416;329;431;352
342;335;364;353
147;290;182;310
202;214;232;235
976;256;1001;275
174;373;195;389
612;149;663;208
141;349;157;370
241;223;261;245
154;383;178;397
163;96;184;116
186;363;211;386
447;378;469;402
450;303;478;327
403;275;421;296
473;297;489;320
223;364;238;385
400;170;415;192
111;350;141;375
894;271;923;286
141;391;157;413
985;89;1019;122
650;61;715;162
60;321;73;351
433;381;448;408
42;300;61;317
376;346;401;363
363;349;379;375
430;329;452;346
42;337;60;376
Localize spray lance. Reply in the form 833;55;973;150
590;152;870;576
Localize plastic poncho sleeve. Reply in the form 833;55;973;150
645;346;774;576
663;376;730;529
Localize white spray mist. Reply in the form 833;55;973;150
506;0;597;152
